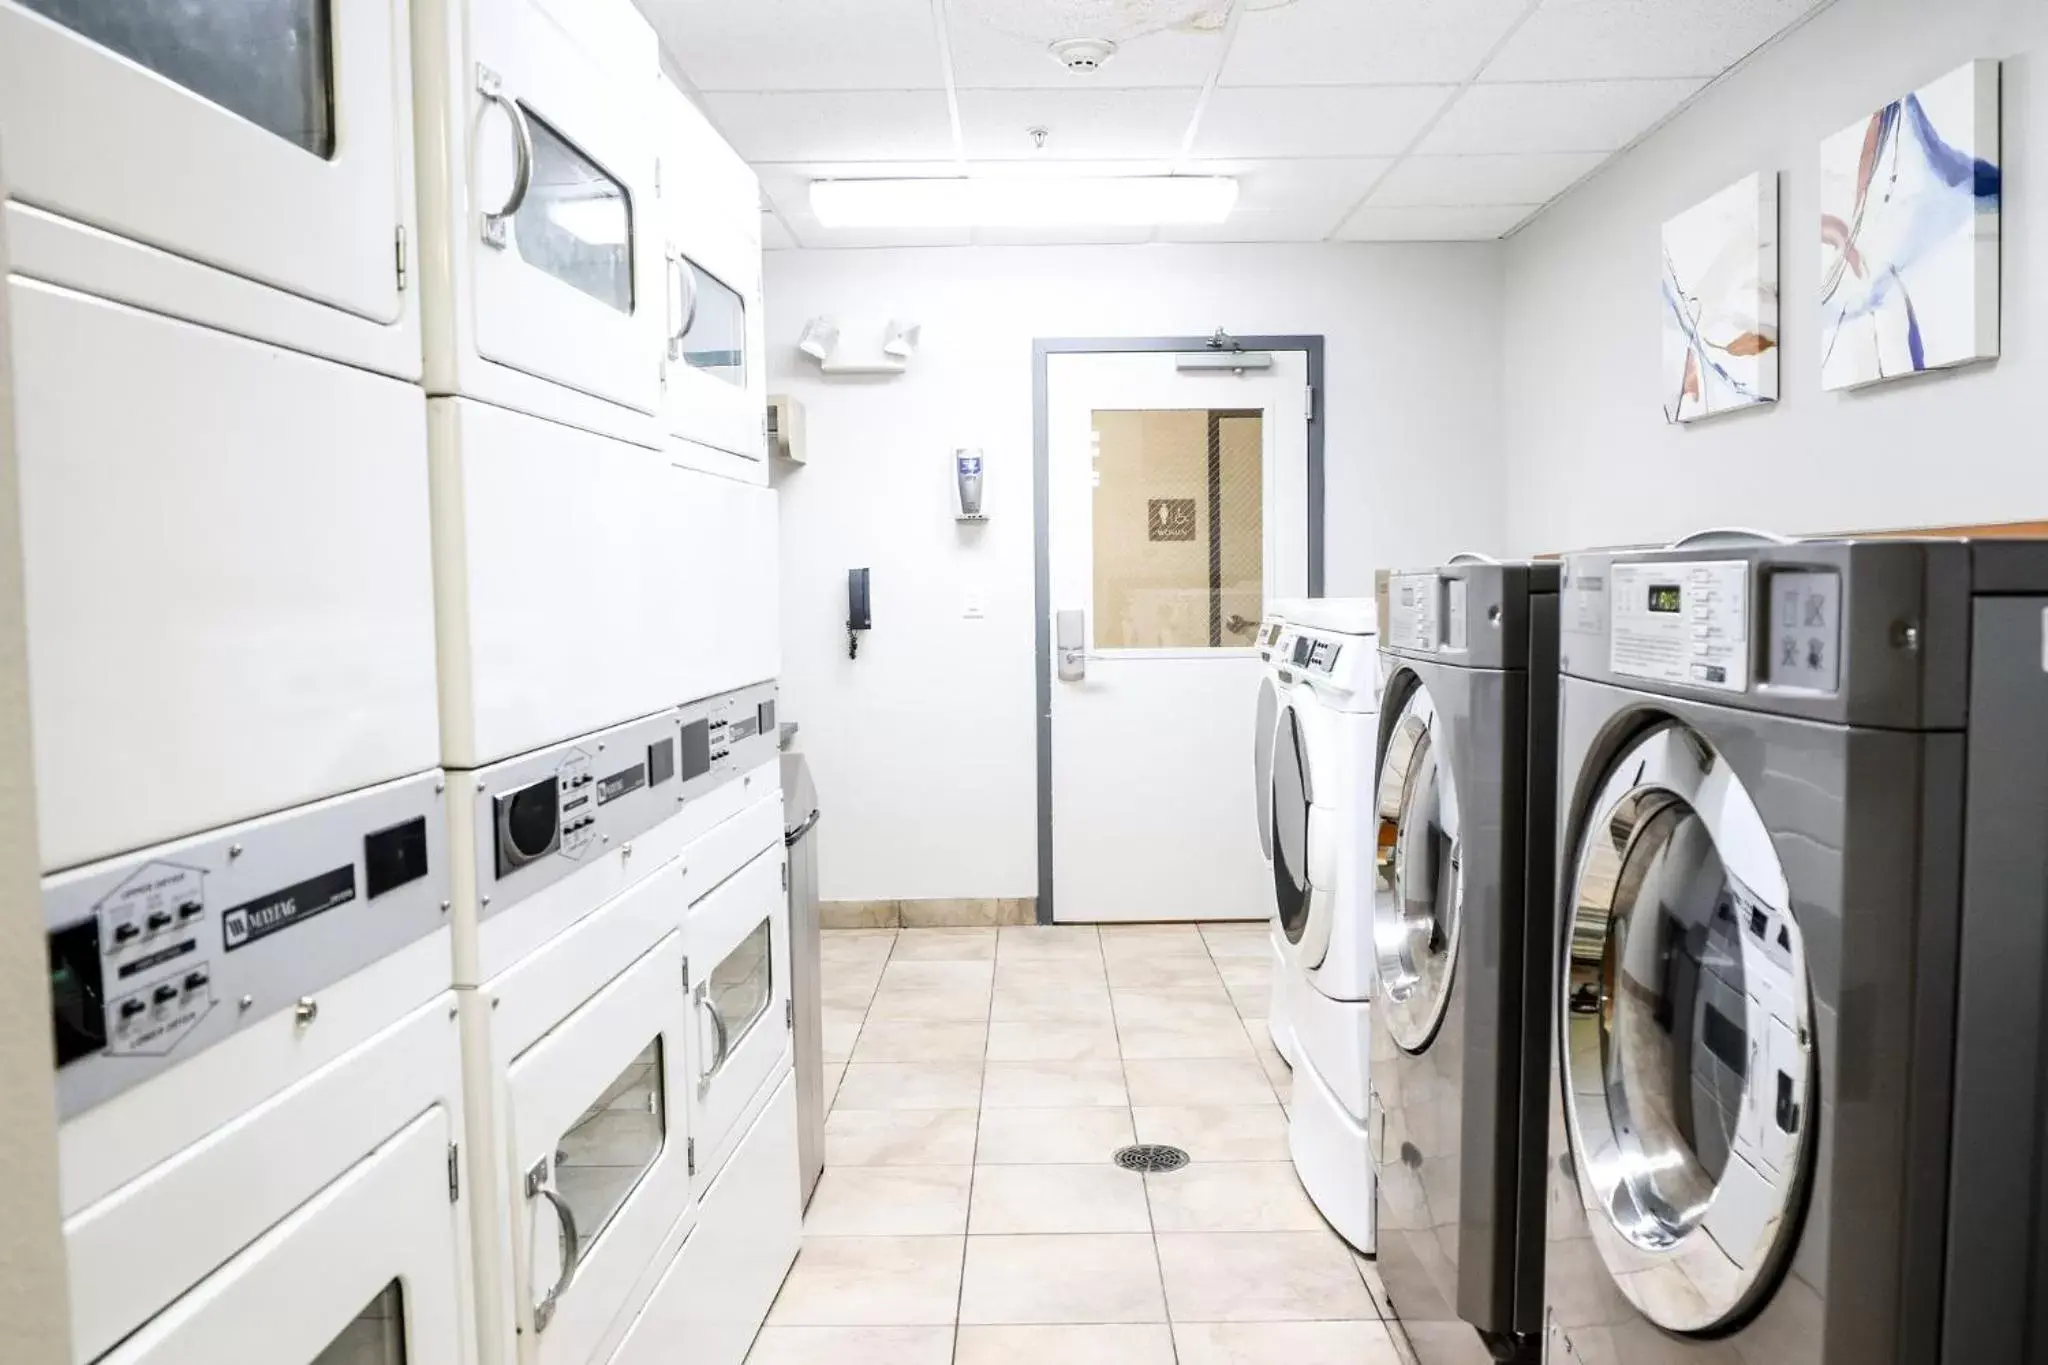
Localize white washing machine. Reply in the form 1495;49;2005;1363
458;738;795;1365
45;773;475;1365
1267;597;1381;1252
1252;599;1309;1067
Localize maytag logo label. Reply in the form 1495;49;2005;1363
222;866;356;952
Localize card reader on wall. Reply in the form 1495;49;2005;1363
848;568;871;659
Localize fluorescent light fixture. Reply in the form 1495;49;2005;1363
811;176;1237;229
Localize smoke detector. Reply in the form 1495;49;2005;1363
1049;36;1118;72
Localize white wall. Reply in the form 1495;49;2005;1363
768;243;1504;901
1503;0;2047;555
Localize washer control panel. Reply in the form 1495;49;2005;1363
1609;559;1751;692
473;681;780;921
45;770;448;1119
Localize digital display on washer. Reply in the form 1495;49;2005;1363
1647;584;1683;614
47;919;106;1067
1292;635;1314;667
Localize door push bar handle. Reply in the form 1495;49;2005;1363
476;64;535;250
525;1158;582;1333
1056;609;1086;682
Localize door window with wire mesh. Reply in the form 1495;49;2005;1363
1090;409;1264;649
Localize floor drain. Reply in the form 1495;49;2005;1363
1113;1143;1189;1173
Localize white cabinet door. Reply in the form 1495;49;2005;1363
505;921;691;1365
0;0;415;362
674;471;781;706
655;79;765;479
430;398;686;769
685;844;791;1181
460;0;662;425
12;278;440;872
95;1109;468;1365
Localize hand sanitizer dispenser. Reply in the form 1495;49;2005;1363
952;449;986;521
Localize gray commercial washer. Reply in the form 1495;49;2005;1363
1542;534;2048;1365
1373;559;1558;1365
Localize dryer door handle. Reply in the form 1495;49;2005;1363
525;1159;582;1333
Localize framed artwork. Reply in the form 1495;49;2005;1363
1820;59;2002;390
1662;171;1780;423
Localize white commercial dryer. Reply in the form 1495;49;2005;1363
1253;598;1309;1067
1266;596;1380;1252
1371;560;1558;1365
45;772;475;1365
455;681;795;1365
1544;534;2048;1365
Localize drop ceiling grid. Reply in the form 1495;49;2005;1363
650;0;1834;247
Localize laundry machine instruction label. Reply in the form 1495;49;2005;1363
1610;560;1750;691
1387;574;1441;651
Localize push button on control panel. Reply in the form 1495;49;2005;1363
177;900;204;921
151;983;179;1005
146;911;174;932
119;998;147;1020
184;972;209;993
112;922;142;945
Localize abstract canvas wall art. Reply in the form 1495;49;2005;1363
1820;59;2001;390
1662;172;1779;423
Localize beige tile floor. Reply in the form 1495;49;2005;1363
749;922;1404;1365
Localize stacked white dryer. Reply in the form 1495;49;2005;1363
4;1;792;1363
2;4;474;1362
409;3;796;1365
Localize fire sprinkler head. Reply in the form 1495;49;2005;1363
1049;36;1119;72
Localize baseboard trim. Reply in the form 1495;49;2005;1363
820;898;1036;929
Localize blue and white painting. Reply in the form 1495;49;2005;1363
1820;59;2001;390
1663;172;1779;423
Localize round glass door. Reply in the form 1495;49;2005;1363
1561;723;1815;1335
1270;702;1313;945
1254;674;1278;862
1371;682;1461;1053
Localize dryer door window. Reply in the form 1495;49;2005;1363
313;1280;407;1365
1371;682;1461;1053
1270;703;1313;944
20;0;334;156
1560;723;1814;1335
1253;674;1278;861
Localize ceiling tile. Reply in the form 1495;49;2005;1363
646;0;944;92
956;88;1202;159
1334;203;1537;240
1222;0;1533;87
1414;79;1703;154
1369;151;1604;206
970;225;1159;245
761;212;798;250
1185;158;1395;211
944;1;1223;88
699;91;958;163
1156;206;1351;242
1483;0;1823;82
1194;85;1459;159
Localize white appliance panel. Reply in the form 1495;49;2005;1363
685;842;791;1185
12;279;440;871
0;0;420;377
67;993;469;1365
430;398;685;768
505;919;692;1365
675;470;780;703
414;0;663;444
655;77;766;481
608;1073;800;1365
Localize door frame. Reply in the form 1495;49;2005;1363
1031;336;1327;924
